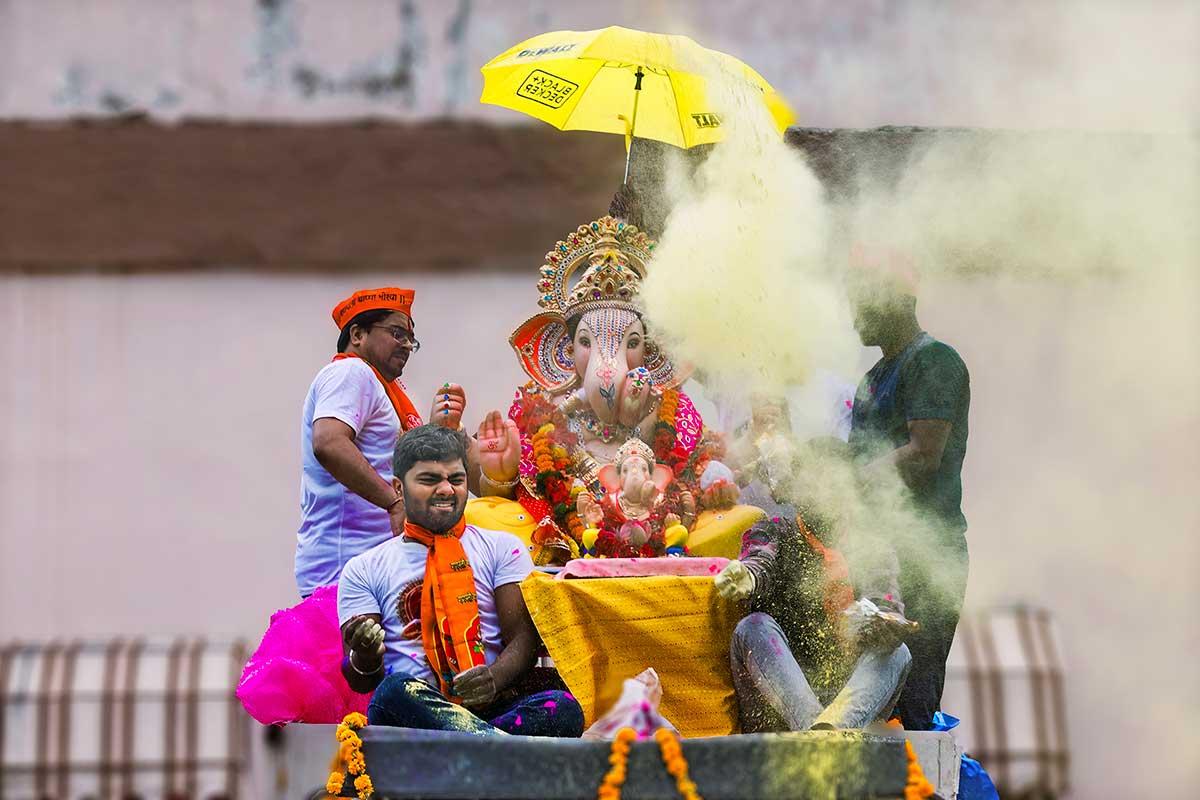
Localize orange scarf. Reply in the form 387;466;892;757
796;515;854;618
331;353;423;431
402;517;486;701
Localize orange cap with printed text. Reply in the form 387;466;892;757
331;287;415;330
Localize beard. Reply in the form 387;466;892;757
406;493;465;533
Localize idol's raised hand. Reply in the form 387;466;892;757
430;383;466;429
617;367;658;429
477;410;521;485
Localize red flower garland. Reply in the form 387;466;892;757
516;387;585;550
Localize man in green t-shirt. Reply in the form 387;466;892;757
847;246;970;731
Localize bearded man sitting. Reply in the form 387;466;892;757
337;425;583;736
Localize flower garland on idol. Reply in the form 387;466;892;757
516;386;689;557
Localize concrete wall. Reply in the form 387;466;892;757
1;0;1195;129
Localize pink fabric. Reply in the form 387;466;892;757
673;391;703;452
556;556;729;580
236;584;369;725
507;392;538;480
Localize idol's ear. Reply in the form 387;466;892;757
509;312;578;392
651;464;674;492
598;464;621;493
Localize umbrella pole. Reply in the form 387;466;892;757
623;67;645;185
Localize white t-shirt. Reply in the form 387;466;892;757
295;358;401;596
337;526;534;688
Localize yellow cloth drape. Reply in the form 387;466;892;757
520;571;744;738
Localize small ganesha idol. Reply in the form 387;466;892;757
576;438;694;558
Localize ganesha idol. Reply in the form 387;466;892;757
578;437;692;558
465;215;764;565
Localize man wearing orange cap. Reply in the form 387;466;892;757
846;246;971;732
295;287;469;597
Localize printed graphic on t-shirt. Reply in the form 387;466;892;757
397;578;423;640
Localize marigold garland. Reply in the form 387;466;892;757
327;712;373;800
597;727;636;800
522;395;588;553
652;389;681;461
655;728;704;800
597;727;704;800
904;739;935;800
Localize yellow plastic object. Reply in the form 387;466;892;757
464;496;538;547
663;523;689;550
581;527;600;552
480;26;793;151
520;571;743;737
686;504;765;560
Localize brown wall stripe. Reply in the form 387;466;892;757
975;614;1010;790
33;641;62;800
957;618;991;760
54;641;84;799
1035;609;1072;792
119;639;146;798
1014;606;1051;789
0;121;623;273
97;639;124;800
184;638;206;799
0;641;20;799
163;638;186;797
226;639;249;800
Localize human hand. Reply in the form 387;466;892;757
858;615;908;652
477;410;521;484
431;383;467;429
342;616;386;670
846;601;918;653
451;665;497;708
714;559;755;601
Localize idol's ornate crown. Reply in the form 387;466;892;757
614;437;655;469
511;214;687;394
536;216;655;318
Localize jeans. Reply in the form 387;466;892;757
895;551;969;731
367;673;585;737
730;612;911;732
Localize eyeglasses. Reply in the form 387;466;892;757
372;325;421;351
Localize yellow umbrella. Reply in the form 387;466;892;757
480;26;794;182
